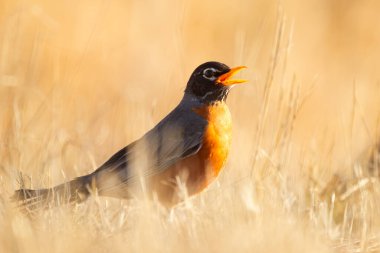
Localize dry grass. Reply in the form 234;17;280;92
1;0;380;252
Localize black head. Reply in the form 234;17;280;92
185;61;246;103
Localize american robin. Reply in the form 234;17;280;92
14;61;247;208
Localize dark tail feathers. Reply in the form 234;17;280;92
12;175;93;211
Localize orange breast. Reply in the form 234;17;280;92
194;102;232;186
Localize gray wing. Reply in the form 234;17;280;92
92;99;207;194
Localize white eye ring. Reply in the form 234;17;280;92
202;67;217;81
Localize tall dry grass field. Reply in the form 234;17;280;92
1;0;380;252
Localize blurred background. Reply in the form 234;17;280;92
1;0;380;252
1;0;379;183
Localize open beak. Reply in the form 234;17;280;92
216;66;247;86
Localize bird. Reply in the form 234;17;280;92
13;61;247;209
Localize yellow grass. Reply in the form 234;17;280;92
1;0;380;252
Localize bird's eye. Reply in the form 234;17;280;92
202;68;217;80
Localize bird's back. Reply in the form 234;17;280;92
148;100;232;206
93;95;232;206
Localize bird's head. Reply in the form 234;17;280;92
185;61;247;103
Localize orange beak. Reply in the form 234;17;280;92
216;66;247;86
